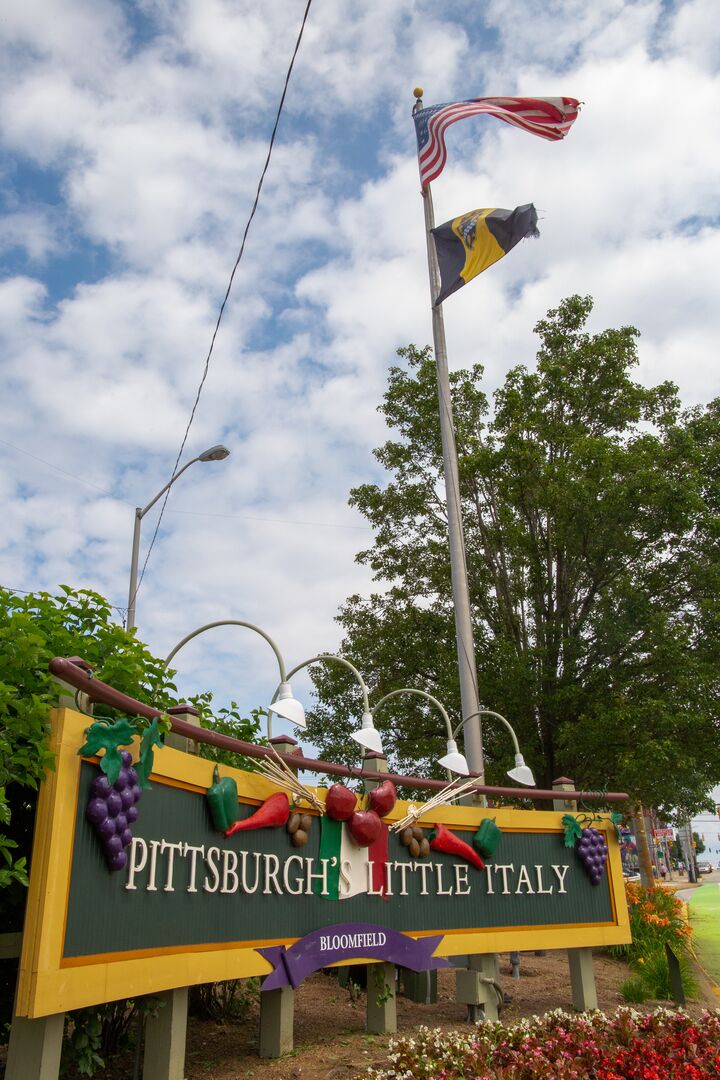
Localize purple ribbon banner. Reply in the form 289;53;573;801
257;922;449;991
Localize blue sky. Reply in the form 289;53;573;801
2;0;719;748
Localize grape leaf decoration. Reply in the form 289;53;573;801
135;717;167;790
561;814;584;848
78;718;137;785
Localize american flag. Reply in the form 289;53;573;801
414;96;580;187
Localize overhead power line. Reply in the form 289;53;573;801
133;0;314;607
1;435;368;531
0;437;120;499
0;583;127;617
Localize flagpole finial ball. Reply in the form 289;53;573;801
413;86;424;99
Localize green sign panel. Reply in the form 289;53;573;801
64;764;613;960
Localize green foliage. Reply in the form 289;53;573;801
61;996;164;1076
612;882;696;1002
372;964;395;1009
0;584;263;1049
621;947;697;1003
305;297;720;815
0;586;181;915
188;978;260;1023
190;693;266;770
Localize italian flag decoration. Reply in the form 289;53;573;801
315;817;389;900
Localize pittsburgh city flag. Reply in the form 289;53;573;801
432;204;539;305
414;96;580;186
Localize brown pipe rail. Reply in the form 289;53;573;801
49;657;630;804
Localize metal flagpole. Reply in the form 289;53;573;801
413;89;484;784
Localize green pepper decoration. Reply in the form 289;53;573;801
207;766;239;832
473;818;503;860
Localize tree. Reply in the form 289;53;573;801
0;585;262;895
0;585;262;1046
693;832;706;855
305;297;720;817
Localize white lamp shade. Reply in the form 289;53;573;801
437;739;469;776
350;712;383;754
267;682;306;729
507;753;535;787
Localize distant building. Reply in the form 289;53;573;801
690;785;720;864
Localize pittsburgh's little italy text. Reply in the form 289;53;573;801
124;836;571;898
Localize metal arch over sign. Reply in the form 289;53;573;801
16;707;631;1019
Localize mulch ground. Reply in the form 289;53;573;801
4;949;716;1079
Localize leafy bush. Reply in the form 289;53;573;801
61;996;164;1077
362;1007;720;1079
188;978;259;1023
190;691;267;770
621;946;697;1004
0;585;263;1062
611;883;696;1002
0;586;180;901
615;883;692;959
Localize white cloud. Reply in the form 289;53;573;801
662;0;720;71
1;0;718;725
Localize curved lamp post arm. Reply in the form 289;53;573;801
373;687;453;741
454;709;520;756
268;653;372;745
164;619;288;680
455;708;535;787
164;620;305;742
139;457;200;519
279;654;371;714
374;687;465;779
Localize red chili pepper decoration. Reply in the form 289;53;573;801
224;791;290;836
429;822;485;871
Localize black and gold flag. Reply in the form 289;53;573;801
431;203;539;305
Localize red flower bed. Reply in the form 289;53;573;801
364;1007;720;1079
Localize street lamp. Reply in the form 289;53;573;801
164;618;305;730
373;687;469;776
269;654;379;749
126;444;230;631
455;709;536;787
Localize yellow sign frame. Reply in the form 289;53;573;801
17;708;631;1018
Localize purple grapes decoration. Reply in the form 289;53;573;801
86;751;142;871
562;813;615;887
575;826;608;886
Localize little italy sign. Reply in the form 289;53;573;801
123;834;573;898
15;706;631;1019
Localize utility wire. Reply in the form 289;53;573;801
1;436;368;530
0;437;120;499
132;0;314;608
0;583;127;617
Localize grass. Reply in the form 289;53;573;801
688;883;720;984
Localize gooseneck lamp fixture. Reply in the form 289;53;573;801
373;687;469;777
271;654;380;750
455;709;536;787
164;619;305;732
